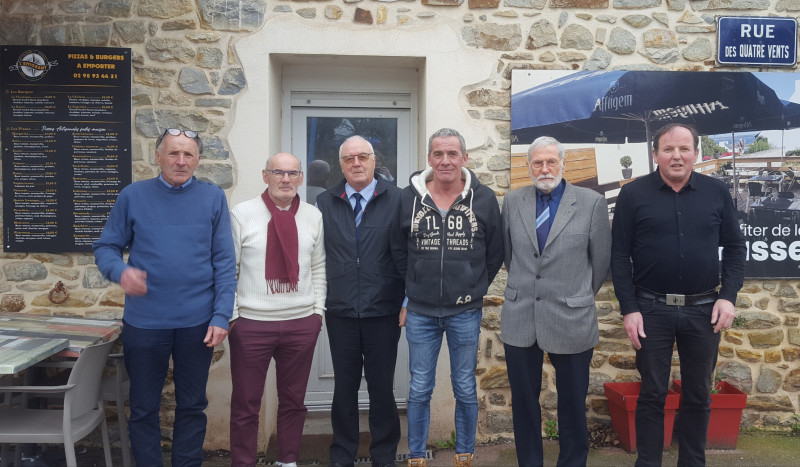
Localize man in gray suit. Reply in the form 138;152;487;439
500;136;611;467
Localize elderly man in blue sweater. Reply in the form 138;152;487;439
94;128;237;467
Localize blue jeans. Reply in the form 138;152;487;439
634;299;720;467
123;321;214;467
406;309;481;458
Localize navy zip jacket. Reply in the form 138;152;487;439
391;168;504;317
317;177;405;318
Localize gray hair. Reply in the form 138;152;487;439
338;135;375;160
527;136;565;161
427;128;466;155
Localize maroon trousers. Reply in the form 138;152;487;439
229;315;321;466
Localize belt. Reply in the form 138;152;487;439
635;288;718;306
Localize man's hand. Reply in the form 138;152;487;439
711;298;736;334
204;325;228;347
399;307;407;327
623;312;646;350
120;267;147;296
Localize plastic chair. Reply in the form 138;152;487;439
0;340;114;467
747;182;763;207
103;353;131;467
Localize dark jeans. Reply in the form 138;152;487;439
326;314;401;466
122;320;214;467
634;299;720;467
505;342;593;467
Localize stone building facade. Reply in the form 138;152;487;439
0;0;799;452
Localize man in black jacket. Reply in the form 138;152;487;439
391;128;504;467
316;135;404;467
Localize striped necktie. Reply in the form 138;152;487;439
536;193;551;251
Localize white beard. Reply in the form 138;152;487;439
534;173;562;192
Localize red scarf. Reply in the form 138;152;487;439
260;190;300;293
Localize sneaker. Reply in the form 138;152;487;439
407;458;426;467
453;453;472;467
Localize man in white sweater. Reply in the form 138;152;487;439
228;152;326;467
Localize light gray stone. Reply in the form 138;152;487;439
504;0;547;7
676;25;716;33
201;137;230;160
596;15;617;23
653;12;669;26
17;283;50;292
138;0;194;18
483;410;514;433
462;23;522;51
642;29;678;64
596;27;607;44
40;23;109;47
273;5;292;13
666;0;686;9
31;254;71;266
198;0;266;31
539;51;557;62
179;68;214;95
195;98;232;108
622;14;651;28
76;255;96;266
493;10;519;18
607;27;636;54
585;48;612;70
678;11;704;24
576;13;592;20
0;16;36;44
148;21;158;35
485;109;511;120
326;5;343;19
557;51;587;61
297;8;316;19
83;267;111;288
682;38;713;61
147;38;195;63
114;20;147;43
560;24;593;50
197;47;224;69
3;262;48;282
777;0;800;10
559;11;568;28
133;67;176;87
716;361;753;392
134;109;211;138
704;0;770;9
186;32;223;42
487;154;511;170
196;164;234;189
60;1;93;14
526;19;557;49
158;90;192;106
98;0;132;17
218;67;246;95
756;366;782;393
613;0;660;6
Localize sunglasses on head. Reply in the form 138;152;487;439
156;128;202;152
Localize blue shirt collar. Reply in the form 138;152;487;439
345;177;378;203
158;174;193;189
537;178;565;203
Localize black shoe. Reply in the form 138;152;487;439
329;463;354;467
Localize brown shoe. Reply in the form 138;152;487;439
454;453;472;467
407;458;426;467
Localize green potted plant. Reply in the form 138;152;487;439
603;382;681;452
620;155;633;179
672;379;747;449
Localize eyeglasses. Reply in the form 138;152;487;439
156;128;202;152
340;153;373;165
530;158;561;170
266;169;302;180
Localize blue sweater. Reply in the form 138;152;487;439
93;177;237;329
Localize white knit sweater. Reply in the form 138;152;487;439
230;196;326;321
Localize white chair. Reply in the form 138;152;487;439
103;352;131;467
0;340;114;467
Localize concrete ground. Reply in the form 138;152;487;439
30;413;800;466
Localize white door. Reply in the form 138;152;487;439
290;95;413;409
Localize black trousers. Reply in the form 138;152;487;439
505;341;594;467
326;314;401;465
634;299;719;467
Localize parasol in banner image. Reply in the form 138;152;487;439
511;70;800;172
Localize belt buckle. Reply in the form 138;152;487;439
666;294;686;306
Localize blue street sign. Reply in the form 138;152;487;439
718;16;797;67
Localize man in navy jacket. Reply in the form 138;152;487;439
316;135;404;467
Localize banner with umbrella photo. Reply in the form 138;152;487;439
510;70;800;278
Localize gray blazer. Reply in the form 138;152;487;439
500;182;611;354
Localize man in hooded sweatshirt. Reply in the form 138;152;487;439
391;128;504;467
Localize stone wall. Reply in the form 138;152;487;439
0;0;798;449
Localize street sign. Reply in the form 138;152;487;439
717;16;797;67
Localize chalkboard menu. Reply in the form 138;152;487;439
1;45;131;252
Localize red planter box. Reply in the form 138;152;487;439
604;382;681;453
672;380;747;449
